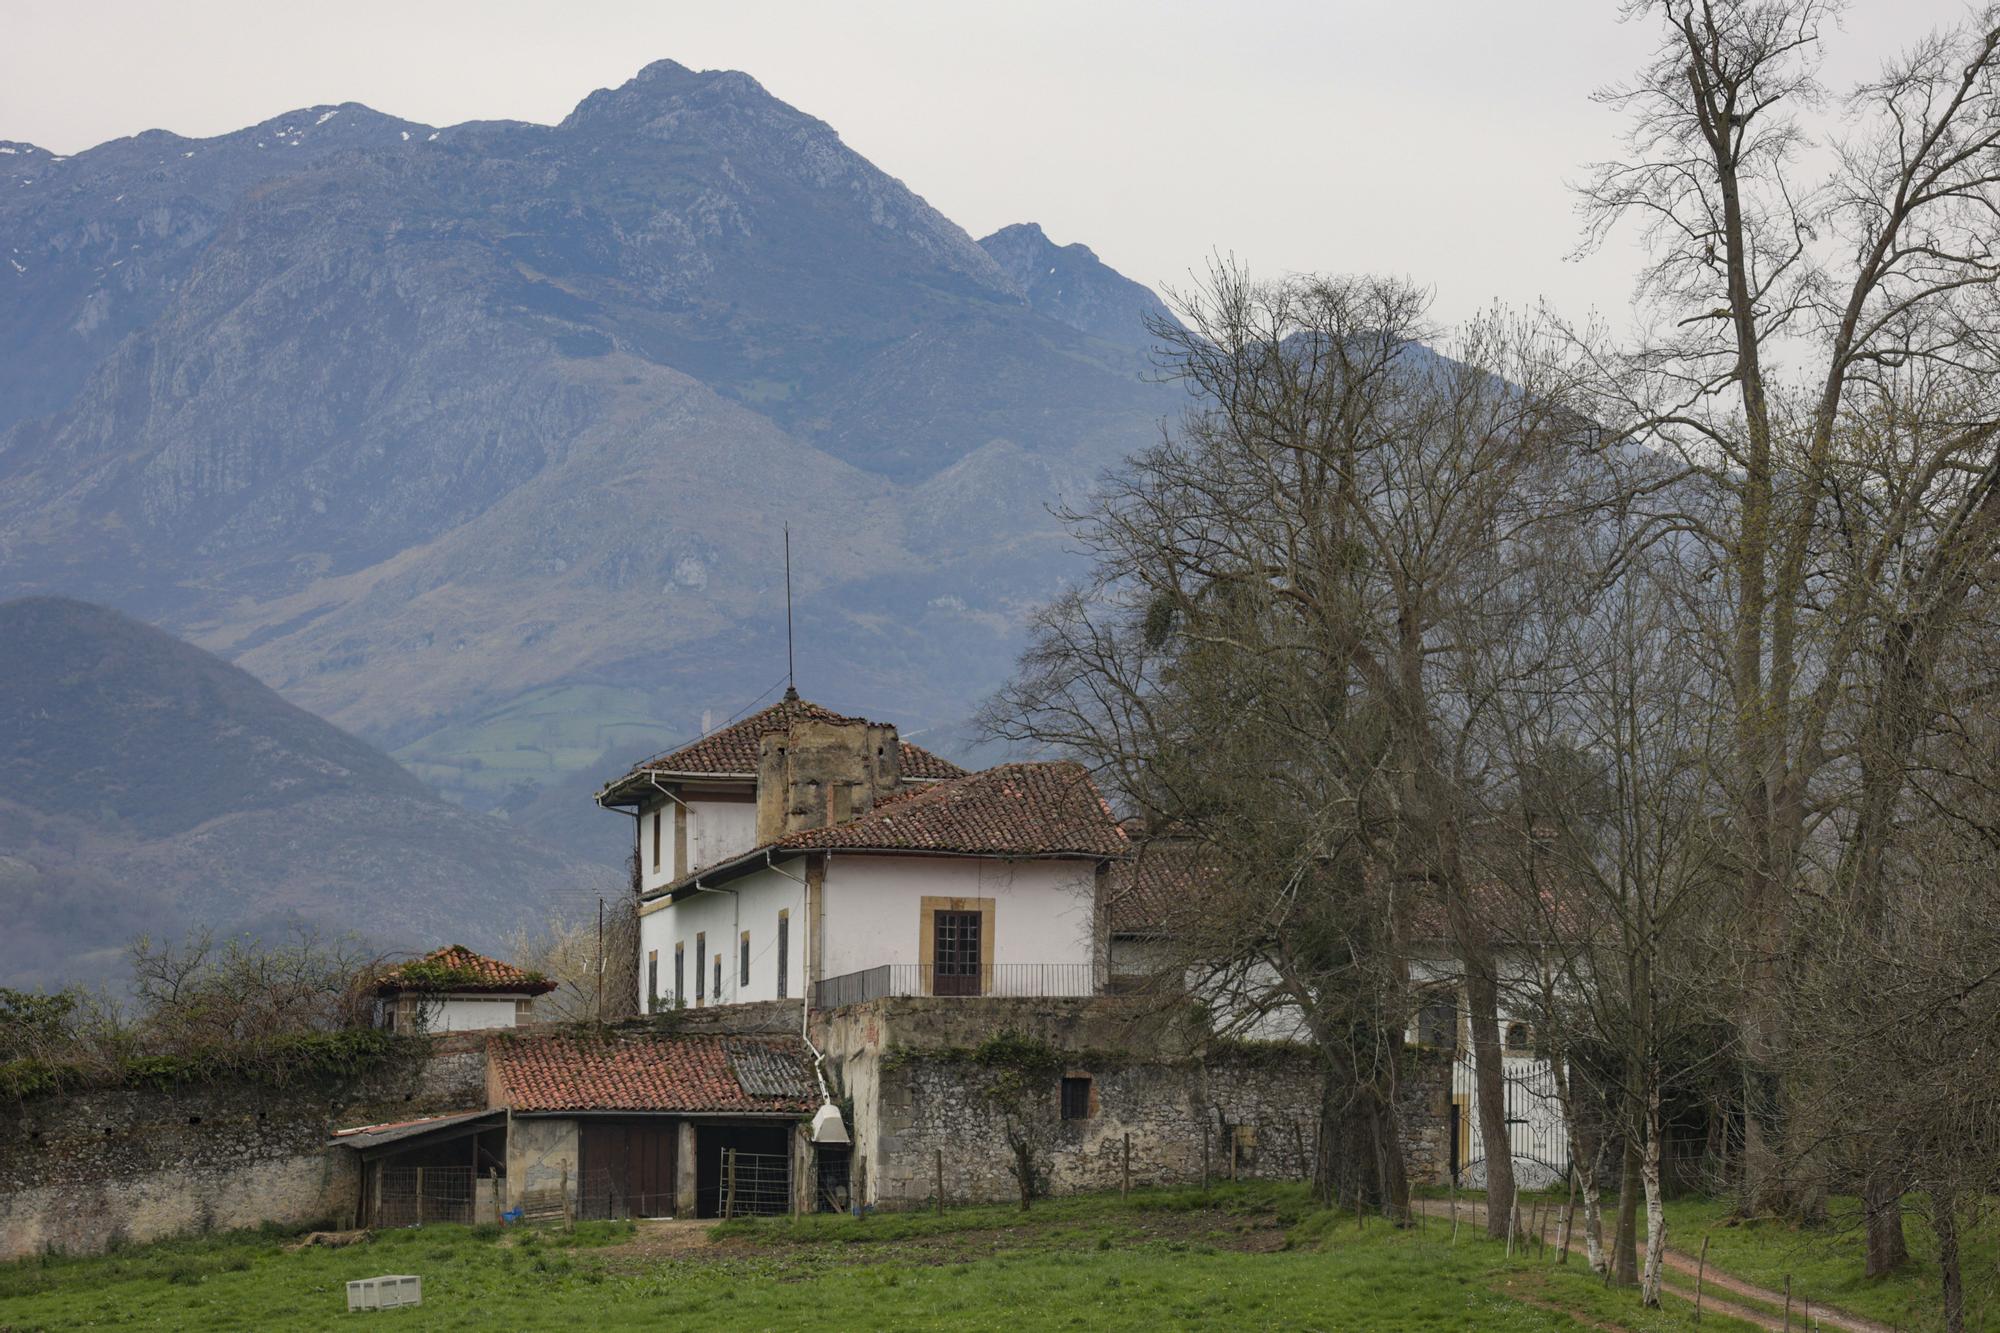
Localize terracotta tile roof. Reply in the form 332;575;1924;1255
777;761;1128;858
623;695;964;782
377;945;556;995
490;1032;818;1114
1106;843;1215;933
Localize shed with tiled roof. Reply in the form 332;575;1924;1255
374;945;555;1035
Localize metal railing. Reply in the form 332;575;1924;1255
813;963;1102;1008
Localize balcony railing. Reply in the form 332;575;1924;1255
813;963;1102;1008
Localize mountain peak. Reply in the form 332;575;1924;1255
979;223;1173;350
561;59;774;130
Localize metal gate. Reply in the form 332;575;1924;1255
716;1148;791;1217
1452;1051;1571;1190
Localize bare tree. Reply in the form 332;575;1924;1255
506;892;641;1024
990;267;1628;1229
1578;2;2000;1249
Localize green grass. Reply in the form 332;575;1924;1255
1662;1195;2000;1332
0;1185;1759;1332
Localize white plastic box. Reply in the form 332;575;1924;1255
346;1275;422;1311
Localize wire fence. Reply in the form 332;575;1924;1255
814;963;1102;1007
374;1165;473;1227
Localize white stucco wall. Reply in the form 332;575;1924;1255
637;862;808;1010
818;854;1097;982
689;799;758;872
636;853;1099;1008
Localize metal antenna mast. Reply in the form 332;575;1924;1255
784;525;797;700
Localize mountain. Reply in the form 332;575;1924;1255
979;222;1177;352
0;62;1176;865
0;597;608;986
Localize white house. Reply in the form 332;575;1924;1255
596;692;1128;1011
375;945;558;1033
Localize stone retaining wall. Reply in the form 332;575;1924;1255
0;1034;489;1259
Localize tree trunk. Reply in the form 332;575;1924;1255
1461;946;1517;1239
1863;1164;1909;1278
1612;1133;1641;1286
1640;1087;1666;1308
1935;1191;1964;1333
1580;1146;1607;1274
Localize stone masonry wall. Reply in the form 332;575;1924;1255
818;998;1453;1211
0;1034;490;1260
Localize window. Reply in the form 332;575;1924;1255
1061;1076;1093;1121
695;933;705;1004
740;931;751;987
714;954;722;1001
1505;1021;1532;1053
1416;992;1456;1050
674;943;684;1005
652;810;662;872
647;950;659;1014
776;911;790;999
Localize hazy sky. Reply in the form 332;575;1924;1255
2;1;1971;329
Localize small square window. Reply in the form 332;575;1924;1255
1061;1075;1092;1121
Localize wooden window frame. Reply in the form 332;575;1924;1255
695;932;705;1005
674;942;684;1006
740;931;751;988
776;910;789;999
917;896;995;997
647;950;659;1014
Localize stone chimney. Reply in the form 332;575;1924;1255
755;715;902;842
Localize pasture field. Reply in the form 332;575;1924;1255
0;1184;1804;1331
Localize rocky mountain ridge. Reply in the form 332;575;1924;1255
0;60;1177;869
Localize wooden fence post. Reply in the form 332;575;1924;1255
1122;1134;1131;1200
1450;1183;1459;1246
724;1148;738;1220
1694;1234;1709;1323
415;1167;424;1227
1783;1274;1792;1331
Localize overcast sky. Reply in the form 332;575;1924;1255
2;1;1971;330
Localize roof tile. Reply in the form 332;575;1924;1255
777;761;1127;858
491;1031;819;1114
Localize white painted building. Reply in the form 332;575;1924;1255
375;945;557;1033
596;693;1126;1010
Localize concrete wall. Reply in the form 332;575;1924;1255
0;1035;490;1259
505;1117;579;1207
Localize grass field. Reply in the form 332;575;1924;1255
0;1184;1767;1332
1658;1194;1997;1332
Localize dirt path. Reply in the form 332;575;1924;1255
1409;1199;1896;1333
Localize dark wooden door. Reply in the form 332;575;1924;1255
933;910;982;996
579;1121;677;1218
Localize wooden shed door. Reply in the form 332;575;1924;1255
934;910;983;996
579;1122;677;1219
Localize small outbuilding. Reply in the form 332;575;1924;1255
375;945;557;1033
488;1030;829;1219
